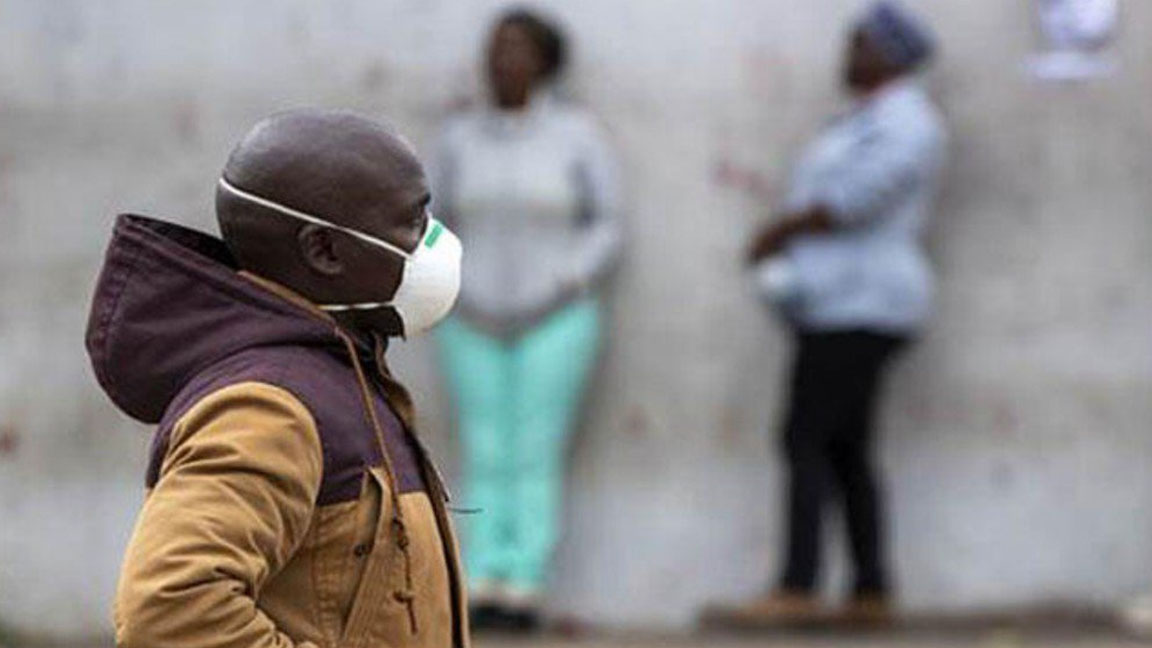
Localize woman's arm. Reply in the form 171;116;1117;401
566;115;624;293
427;123;460;230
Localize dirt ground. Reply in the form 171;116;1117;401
465;631;1142;641
9;623;1152;648
471;637;1149;648
466;628;1151;648
8;635;1152;648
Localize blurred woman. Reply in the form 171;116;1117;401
431;8;623;631
709;2;947;628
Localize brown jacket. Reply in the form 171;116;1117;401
86;215;469;648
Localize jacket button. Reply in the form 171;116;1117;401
353;543;371;557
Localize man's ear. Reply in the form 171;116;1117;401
298;225;344;276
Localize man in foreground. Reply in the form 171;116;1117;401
86;109;468;647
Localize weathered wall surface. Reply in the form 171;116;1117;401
1;0;1150;639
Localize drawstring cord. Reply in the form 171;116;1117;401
234;273;449;639
336;329;420;635
369;333;473;648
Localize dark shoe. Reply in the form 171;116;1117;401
837;594;895;627
501;607;543;634
468;603;504;632
700;589;828;630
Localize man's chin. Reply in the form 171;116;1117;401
335;309;404;341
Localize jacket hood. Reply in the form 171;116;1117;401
86;214;345;424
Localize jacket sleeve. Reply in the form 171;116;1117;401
817;117;945;226
114;382;323;648
566;115;625;291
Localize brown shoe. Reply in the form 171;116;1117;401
700;590;828;630
836;595;895;627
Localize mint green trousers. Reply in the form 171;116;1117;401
438;299;601;592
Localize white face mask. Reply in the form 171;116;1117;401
219;178;462;337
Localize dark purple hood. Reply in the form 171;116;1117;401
86;214;343;424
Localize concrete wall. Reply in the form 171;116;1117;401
1;0;1151;640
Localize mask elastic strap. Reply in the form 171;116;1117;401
217;177;414;260
318;302;393;312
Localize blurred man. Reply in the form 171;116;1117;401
86;109;469;647
708;2;947;628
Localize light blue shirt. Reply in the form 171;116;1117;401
774;80;947;333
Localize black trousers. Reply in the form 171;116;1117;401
777;329;906;597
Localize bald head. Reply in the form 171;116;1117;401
217;108;432;336
219;109;426;234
